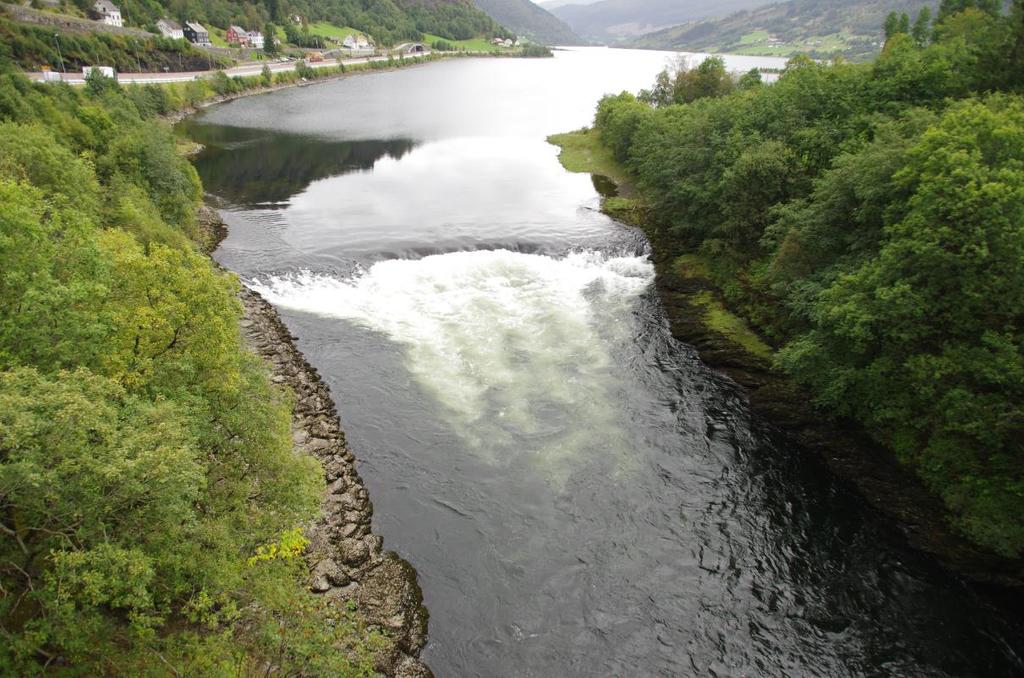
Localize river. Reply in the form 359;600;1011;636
183;47;1023;677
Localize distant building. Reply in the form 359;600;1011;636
82;65;116;79
183;22;211;46
342;33;371;50
93;0;122;27
248;30;265;50
226;24;249;46
156;18;183;40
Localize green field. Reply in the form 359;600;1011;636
737;29;770;45
729;30;853;57
422;33;511;51
546;128;632;192
307;22;364;43
207;26;230;48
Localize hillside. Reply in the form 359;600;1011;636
473;0;582;44
53;0;508;46
549;0;774;43
629;0;936;60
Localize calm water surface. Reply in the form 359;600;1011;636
184;48;1023;676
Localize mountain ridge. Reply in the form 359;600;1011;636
627;0;935;60
549;0;775;43
472;0;582;44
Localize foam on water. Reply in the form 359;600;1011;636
251;249;654;466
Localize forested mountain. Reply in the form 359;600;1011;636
472;0;582;44
629;0;936;60
588;1;1024;558
61;0;506;45
549;0;774;43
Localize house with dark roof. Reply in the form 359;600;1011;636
183;21;211;46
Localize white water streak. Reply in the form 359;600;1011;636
251;249;654;466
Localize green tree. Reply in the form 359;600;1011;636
938;0;1001;20
263;21;278;55
779;97;1024;556
912;6;933;45
885;11;901;39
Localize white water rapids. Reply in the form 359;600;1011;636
251;249;655;469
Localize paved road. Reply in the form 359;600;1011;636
27;51;431;85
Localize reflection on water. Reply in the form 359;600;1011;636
191;48;1024;678
591;174;618;197
180;121;416;206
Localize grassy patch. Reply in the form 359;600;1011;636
690;289;773;360
307;22;363;43
208;27;230;48
546;128;633;194
672;253;711;280
422;33;510;52
738;29;770;45
728;30;851;57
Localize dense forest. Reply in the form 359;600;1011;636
0;64;386;672
592;0;1024;556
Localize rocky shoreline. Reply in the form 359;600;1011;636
199;210;432;676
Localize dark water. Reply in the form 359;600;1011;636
185;48;1024;677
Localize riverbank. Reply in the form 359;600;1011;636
198;210;432;677
548;128;1024;592
184;62;440;673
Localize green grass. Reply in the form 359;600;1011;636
307;22;364;43
671;253;712;280
738;29;770;45
673;254;773;360
208;27;230;48
546;129;633;195
422;33;510;51
692;290;774;360
728;30;852;57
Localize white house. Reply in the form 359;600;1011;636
156;18;183;40
248;30;265;50
93;0;122;27
342;33;371;50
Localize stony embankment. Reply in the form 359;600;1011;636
238;286;432;677
197;209;431;676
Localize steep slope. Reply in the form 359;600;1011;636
550;0;774;43
629;0;935;60
473;0;582;44
106;0;506;46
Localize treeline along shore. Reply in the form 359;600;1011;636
553;0;1024;585
0;51;446;675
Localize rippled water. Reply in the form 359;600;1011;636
184;48;1024;676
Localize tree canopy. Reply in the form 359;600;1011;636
0;72;379;673
592;3;1024;556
